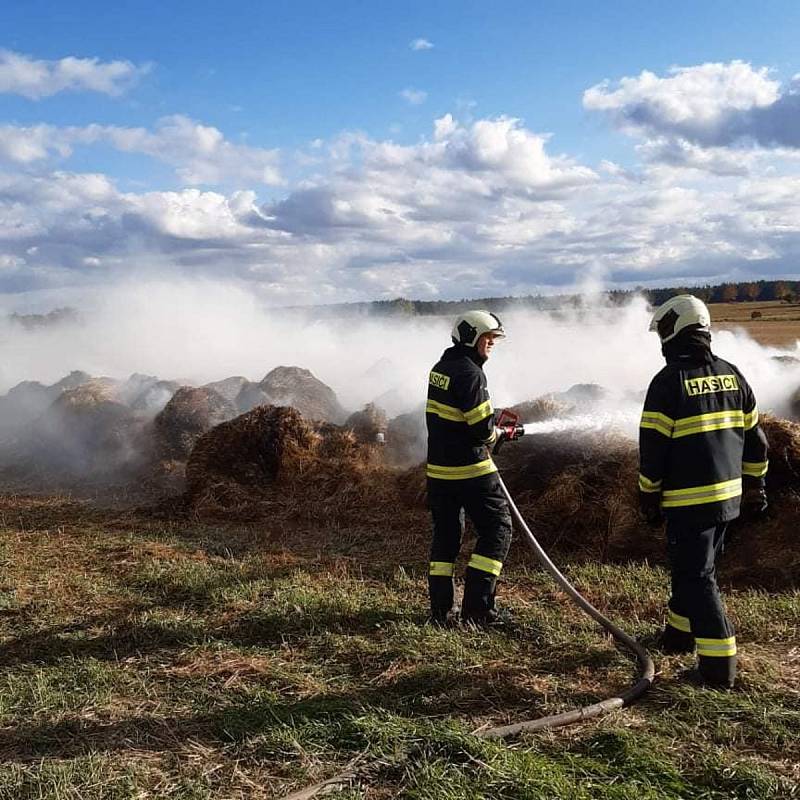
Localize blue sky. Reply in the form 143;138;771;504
2;1;800;306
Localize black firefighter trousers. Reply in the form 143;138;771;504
427;473;513;622
664;519;737;686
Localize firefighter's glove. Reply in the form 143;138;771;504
741;487;768;520
639;491;663;528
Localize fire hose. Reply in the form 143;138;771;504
476;409;655;736
280;413;655;797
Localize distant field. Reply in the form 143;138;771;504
710;301;800;347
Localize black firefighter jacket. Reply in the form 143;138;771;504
426;345;497;481
639;352;769;526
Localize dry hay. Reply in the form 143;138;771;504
788;386;800;421
385;409;426;468
344;403;387;444
761;414;800;490
203;376;249;404
185;405;398;523
1;381;147;483
494;415;800;588
258;366;346;423
496;429;644;561
154;386;237;460
0;370;94;438
508;394;573;424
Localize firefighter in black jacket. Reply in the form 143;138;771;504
640;294;769;688
426;310;513;626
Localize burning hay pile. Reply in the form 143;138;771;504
235;366;347;423
494;411;800;588
185;404;399;522
154;386;237;461
0;380;147;485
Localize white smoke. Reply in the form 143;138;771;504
1;279;799;427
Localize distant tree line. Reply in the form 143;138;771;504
7;307;81;329
633;279;800;307
305;279;800;317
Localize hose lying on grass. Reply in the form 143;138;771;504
278;471;656;798
476;472;655;738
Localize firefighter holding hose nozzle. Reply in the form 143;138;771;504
640;295;769;688
425;310;519;627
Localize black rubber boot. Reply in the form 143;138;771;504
461;567;496;624
698;655;736;689
658;624;695;655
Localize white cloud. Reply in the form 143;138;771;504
400;88;428;105
0;49;149;99
584;61;800;152
0;115;283;186
410;38;434;51
3;107;800;303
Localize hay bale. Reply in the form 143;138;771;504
129;380;181;414
4;381;147;481
258;366;346;423
760;415;800;491
558;383;610;409
345;403;387;444
508;394;573;424
385;409;426;467
236;381;271;413
203;376;249;404
154;386;237;460
185;405;394;520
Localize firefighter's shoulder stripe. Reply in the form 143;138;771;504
683;373;739;397
429;370;450;390
426;458;497;480
743;407;759;430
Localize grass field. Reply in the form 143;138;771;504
709;301;800;347
0;494;797;799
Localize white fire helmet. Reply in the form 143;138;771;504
451;310;506;347
649;294;711;344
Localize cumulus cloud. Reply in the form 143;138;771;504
410;38;434;51
2;107;800;304
400;88;428;105
0;49;149;99
0;115;283;186
584;60;800;153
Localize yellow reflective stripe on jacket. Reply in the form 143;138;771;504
742;460;768;478
667;609;691;633
638;473;663;493
640;411;674;437
468;553;503;576
661;478;742;508
696;636;737;658
671;410;744;438
743;407;759;430
426;459;498;480
464;399;493;425
429;561;455;577
425;399;465;422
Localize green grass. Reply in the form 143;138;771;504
0;500;797;798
